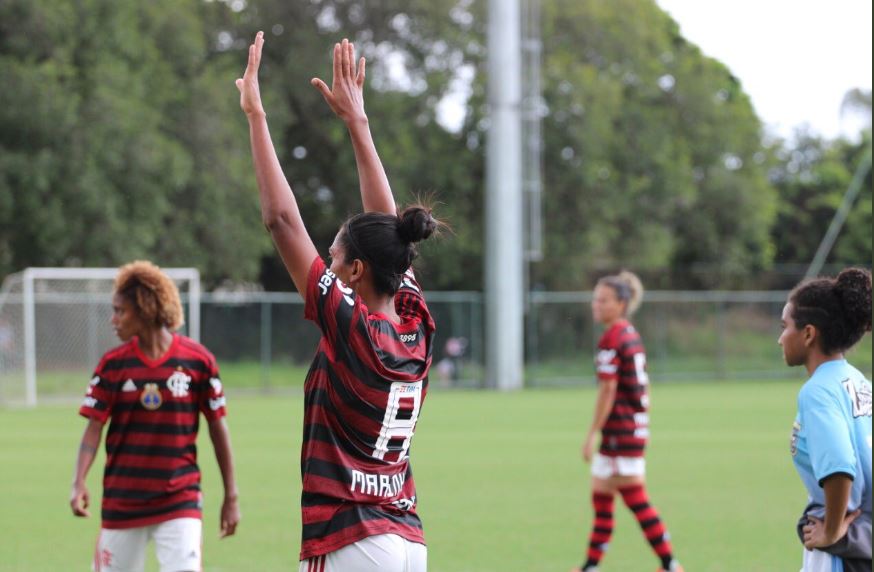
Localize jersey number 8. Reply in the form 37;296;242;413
372;381;423;464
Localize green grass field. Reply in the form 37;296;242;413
0;379;811;571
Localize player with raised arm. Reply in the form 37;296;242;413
572;271;682;572
779;268;872;572
70;260;239;572
236;33;439;571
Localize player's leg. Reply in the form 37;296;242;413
300;534;427;572
94;527;148;572
614;467;682;572
151;517;202;572
571;454;617;572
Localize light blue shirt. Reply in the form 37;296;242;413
791;359;873;519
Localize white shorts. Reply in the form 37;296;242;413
93;518;202;572
591;453;646;479
299;533;427;572
800;548;842;572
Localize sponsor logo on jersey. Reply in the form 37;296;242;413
596;349;617;366
209;377;223;394
166;371;191;398
318;269;355;306
391;496;416;511
140;383;162;410
86;376;101;395
842;378;872;418
122;379;137;392
209;396;226;411
82;396;97;408
790;420;801;456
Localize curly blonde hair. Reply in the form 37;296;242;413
114;260;184;331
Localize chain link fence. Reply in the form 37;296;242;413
2;288;871;405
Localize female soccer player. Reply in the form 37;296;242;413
70;260;239;572
779;267;872;572
573;271;683;572
236;33;438;571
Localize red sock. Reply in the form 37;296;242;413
583;491;614;568
618;484;674;567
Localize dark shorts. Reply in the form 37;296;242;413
797;505;872;572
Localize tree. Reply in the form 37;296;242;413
1;0;794;291
0;0;270;284
770;127;872;269
533;0;776;289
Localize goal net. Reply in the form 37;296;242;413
0;267;200;407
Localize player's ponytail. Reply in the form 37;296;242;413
397;206;438;245
598;270;644;316
789;267;872;355
834;267;872;335
341;203;442;296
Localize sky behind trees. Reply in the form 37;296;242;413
655;0;873;140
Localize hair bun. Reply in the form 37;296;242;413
397;206;437;244
835;267;873;332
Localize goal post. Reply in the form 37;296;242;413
0;267;200;407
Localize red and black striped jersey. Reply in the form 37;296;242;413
595;320;650;458
300;257;435;560
78;334;227;529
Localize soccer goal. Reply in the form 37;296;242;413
0;267;200;407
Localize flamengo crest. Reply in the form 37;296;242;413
167;371;192;398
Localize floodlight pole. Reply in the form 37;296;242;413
485;0;524;390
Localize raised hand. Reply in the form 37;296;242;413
235;31;266;117
311;38;367;123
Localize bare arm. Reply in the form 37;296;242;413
590;381;618;432
70;418;104;517
236;32;318;294
208;418;240;538
803;474;859;549
582;381;617;462
311;39;396;215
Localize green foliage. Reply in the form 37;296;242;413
0;0;269;284
535;0;776;289
0;0;866;289
771;129;872;267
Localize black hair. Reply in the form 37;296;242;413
340;205;439;296
789;267;872;354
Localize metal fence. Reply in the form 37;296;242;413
2;289;872;404
200;289;873;388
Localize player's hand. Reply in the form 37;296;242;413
235;31;266;117
802;510;860;549
311;38;367;124
219;495;240;539
70;481;90;517
582;433;596;463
